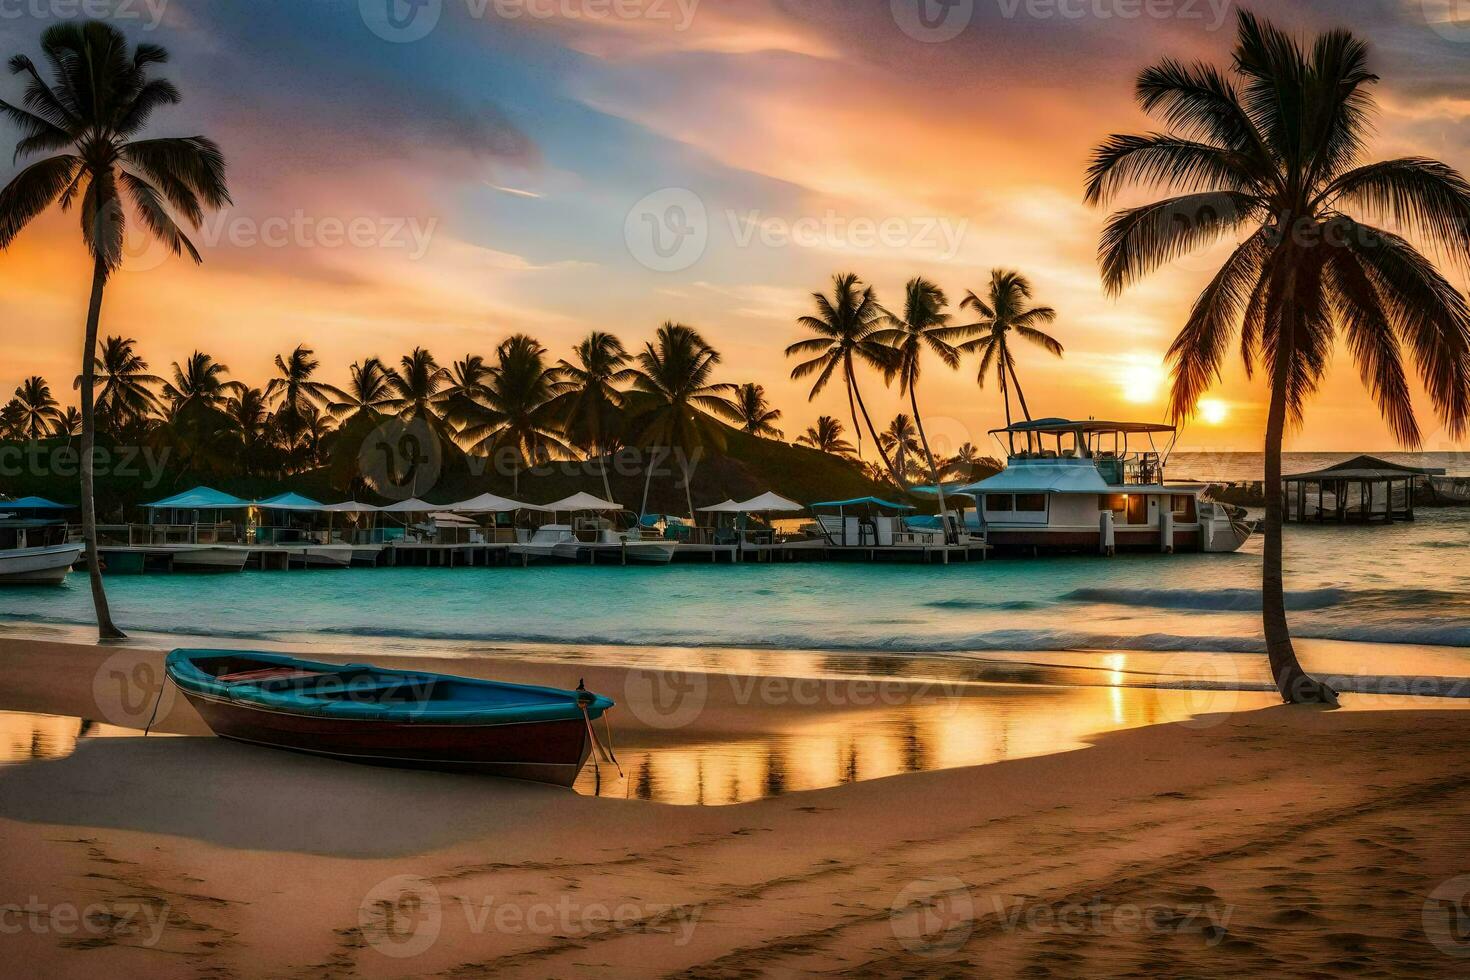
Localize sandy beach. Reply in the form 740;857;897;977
2;636;1468;978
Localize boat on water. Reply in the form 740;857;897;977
509;493;679;564
165;649;614;786
0;518;83;585
959;418;1254;554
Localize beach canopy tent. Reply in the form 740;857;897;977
0;495;71;510
445;492;542;513
541;492;623;512
1283;454;1443;524
255;492;326;511
732;492;804;513
698;499;742;513
809;496;915;511
428;512;479;527
143;486;252;510
320;500;377;513
374;497;438;513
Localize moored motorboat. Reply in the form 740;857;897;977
959;418;1255;555
0;518;83;585
165;649;613;786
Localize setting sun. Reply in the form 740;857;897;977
1119;360;1165;404
1198;398;1229;425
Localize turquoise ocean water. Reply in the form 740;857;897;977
3;509;1468;663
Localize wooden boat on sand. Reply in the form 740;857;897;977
165;649;614;786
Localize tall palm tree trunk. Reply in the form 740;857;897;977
640;447;663;518
908;385;949;540
1263;313;1335;705
79;257;125;640
846;353;906;489
1005;356;1034;422
845;378;863;460
597;445;615;504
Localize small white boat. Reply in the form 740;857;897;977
164;544;252;572
0;519;83;585
287;544;355;569
510;524;576;562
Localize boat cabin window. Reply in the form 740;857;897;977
1171;495;1197;522
1014;493;1047;512
984;494;1014;512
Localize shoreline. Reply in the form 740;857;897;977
0;634;1467;975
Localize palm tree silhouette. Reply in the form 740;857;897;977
626;322;740;519
13;376;62;439
83;336;161;438
548;332;635;503
786;273;903;486
0;22;230;638
385;347;449;422
327;357;396;421
162;352;241;415
450;335;571;496
876;277;961;521
724;383;784;438
54;406;82;438
956;270;1063;429
797;416;856;457
1086;11;1470;703
265;345;337;451
879;414;922;486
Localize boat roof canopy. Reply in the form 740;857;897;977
541;492;623;512
990;417;1177;436
143;486;252;509
809;496;915;511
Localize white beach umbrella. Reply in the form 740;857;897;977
540;492;623;511
320;500;378;513
731;492;804;513
698;499;741;513
375;497;437;513
445;492;541;513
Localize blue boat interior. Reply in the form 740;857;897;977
166;649;613;724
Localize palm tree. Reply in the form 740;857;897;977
626;322;740;519
449;335;571;496
327;357;395;421
879;414;922;485
437;355;489;408
785;273;904;485
723;383;784;438
956;270;1063;430
385;347;449;422
84;336;162;437
265;345;337;449
0;22;229;639
12;376;62;439
876;277;962;521
224;385;271;475
54;406;83;438
1086;11;1470;704
548;331;635;502
797;415;856;457
0;399;25;440
297;403;334;469
162;352;240;416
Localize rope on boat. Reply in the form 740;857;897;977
143;673;171;737
576;678;623;779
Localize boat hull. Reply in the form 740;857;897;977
167;545;251;572
177;688;594;786
0;543;83;585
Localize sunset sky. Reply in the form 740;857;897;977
3;0;1470;455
